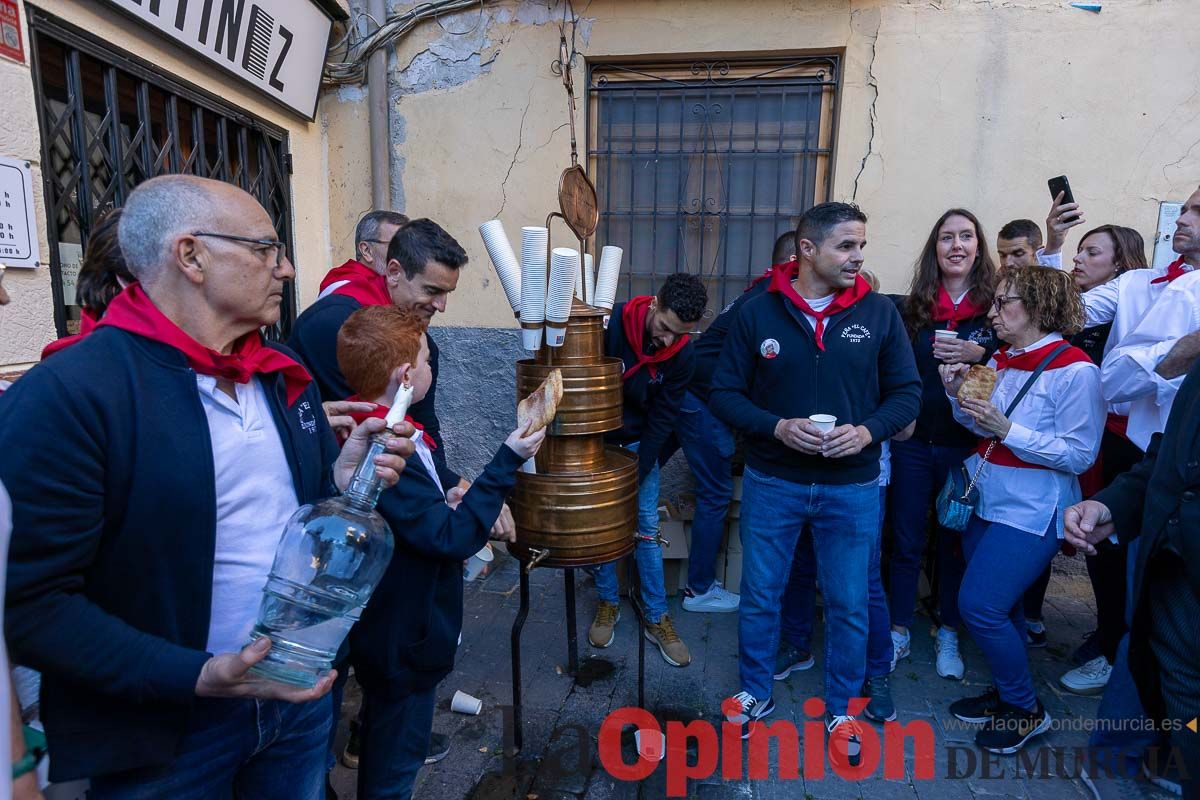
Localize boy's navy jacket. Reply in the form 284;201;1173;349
0;327;339;782
889;294;998;448
603;301;695;478
689;280;771;402
288;293;459;489
710;287;921;484
350;442;524;699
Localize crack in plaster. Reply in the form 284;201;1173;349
851;7;882;202
492;87;534;220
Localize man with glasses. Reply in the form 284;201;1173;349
0;175;413;798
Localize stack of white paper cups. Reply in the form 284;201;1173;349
478;220;521;317
519;227;548;351
545;247;578;347
594;246;623;311
583;253;596;305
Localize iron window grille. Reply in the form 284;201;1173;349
28;7;298;341
587;57;840;319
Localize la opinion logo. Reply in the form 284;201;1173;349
597;697;937;797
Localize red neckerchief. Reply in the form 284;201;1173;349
1150;256;1193;285
40;307;101;360
978;339;1092;468
767;270;872;351
931;285;987;331
620;295;690;381
345;395;436;450
96;284;312;406
319;260;391;306
745;259;798;291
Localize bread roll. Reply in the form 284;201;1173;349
957;365;997;403
517;369;564;434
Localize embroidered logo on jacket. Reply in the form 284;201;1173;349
297;401;318;435
760;338;780;359
841;324;871;343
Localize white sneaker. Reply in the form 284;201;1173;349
889;629;911;673
682;581;740;613
1060;656;1112;696
724;691;775;739
935;627;964;680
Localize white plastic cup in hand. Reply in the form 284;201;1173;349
634;729;666;762
933;329;960;342
464;545;495;582
479;220;521;315
595;246;623;311
451;689;483;715
810;414;837;433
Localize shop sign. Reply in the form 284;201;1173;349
0;155;39;268
0;0;24;65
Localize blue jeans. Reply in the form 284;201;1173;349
887;439;970;629
594;442;668;623
780;486;894;679
959;514;1062;711
357;687;437;800
89;696;332;800
676;391;735;593
739;468;876;715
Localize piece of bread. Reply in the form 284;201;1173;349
957;365;997;403
517;369;564;434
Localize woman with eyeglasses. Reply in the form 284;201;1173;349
888;209;999;682
939;266;1104;754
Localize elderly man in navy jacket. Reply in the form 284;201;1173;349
0;176;412;799
711;202;920;759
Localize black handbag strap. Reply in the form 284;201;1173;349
1001;341;1072;417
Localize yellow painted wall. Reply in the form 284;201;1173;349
336;0;1200;328
0;0;349;369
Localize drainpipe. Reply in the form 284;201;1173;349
367;0;390;209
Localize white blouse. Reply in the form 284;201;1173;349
947;333;1105;537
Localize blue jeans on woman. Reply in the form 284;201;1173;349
739;468;876;715
594;442;668;624
780;486;894;679
89;696;332;800
958;514;1062;711
675;391;735;594
887;438;970;629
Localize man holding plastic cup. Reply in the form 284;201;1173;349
710;203;920;761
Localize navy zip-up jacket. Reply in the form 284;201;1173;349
603;302;695;479
710;288;921;484
289;294;459;489
690;281;771;402
350;442;524;699
0;328;339;781
890;295;998;448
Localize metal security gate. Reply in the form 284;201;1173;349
587;57;840;317
28;7;297;340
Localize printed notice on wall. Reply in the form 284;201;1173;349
59;242;83;307
1153;201;1184;270
0;0;24;65
0;155;39;268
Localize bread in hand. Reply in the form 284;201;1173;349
957;365;997;403
517;369;564;434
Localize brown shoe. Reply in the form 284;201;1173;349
645;615;691;667
589;601;620;648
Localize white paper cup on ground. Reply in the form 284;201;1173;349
634;729;665;762
479;220;521;315
464;544;495;583
810;414;837;433
451;690;483;715
595;246;623;311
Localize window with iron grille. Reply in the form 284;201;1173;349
587;57;840;319
28;7;297;340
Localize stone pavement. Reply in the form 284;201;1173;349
328;550;1175;800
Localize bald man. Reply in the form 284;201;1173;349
0;176;413;798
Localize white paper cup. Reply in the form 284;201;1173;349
934;329;960;341
634;729;665;762
451;690;483;715
544;321;567;348
810;414;837;433
595;246;623;311
546;247;578;323
521;325;543;351
464;544;495;582
479;220;521;314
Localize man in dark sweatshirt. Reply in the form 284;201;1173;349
588;273;707;668
710;202;920;757
0;176;412;797
289;216;465;492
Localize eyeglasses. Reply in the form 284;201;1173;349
992;295;1023;312
193;232;287;268
361;238;390;245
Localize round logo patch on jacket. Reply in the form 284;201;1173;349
760;338;780;359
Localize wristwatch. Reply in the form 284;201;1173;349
12;724;47;779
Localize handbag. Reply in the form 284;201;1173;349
935;342;1071;531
